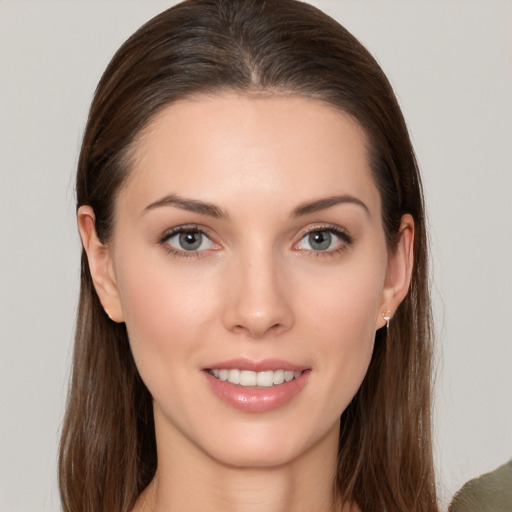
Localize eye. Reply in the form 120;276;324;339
162;227;217;254
294;227;352;253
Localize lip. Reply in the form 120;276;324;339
203;358;311;413
203;358;309;372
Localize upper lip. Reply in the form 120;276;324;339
203;358;310;372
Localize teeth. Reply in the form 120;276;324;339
256;371;274;387
273;369;284;385
239;370;257;386
228;369;240;384
210;369;303;387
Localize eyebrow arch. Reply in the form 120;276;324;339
142;193;229;219
292;195;370;217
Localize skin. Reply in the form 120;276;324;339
79;94;414;512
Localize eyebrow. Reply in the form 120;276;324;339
292;195;370;217
142;193;369;219
142;193;229;219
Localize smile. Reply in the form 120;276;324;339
209;369;303;387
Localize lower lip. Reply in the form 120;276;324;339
204;370;310;413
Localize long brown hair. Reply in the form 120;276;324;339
59;1;437;511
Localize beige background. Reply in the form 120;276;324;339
1;1;511;510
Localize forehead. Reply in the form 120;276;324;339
119;93;380;218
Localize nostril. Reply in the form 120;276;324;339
221;271;294;337
231;321;284;338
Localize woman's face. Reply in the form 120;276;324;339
84;93;411;468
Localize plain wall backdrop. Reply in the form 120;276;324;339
0;1;511;510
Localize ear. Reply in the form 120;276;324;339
376;214;414;329
77;205;125;323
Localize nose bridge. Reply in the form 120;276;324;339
223;243;293;337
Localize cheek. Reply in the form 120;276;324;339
295;257;386;397
298;255;385;341
114;249;220;365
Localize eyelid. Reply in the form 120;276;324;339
159;223;206;241
292;224;354;252
158;224;220;256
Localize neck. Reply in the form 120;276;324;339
134;416;356;512
148;465;335;512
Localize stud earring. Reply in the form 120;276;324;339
382;310;391;330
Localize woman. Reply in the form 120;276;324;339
59;0;437;511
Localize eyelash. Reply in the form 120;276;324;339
294;224;354;257
158;224;354;258
159;224;217;259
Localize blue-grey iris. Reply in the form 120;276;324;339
309;231;331;251
179;231;202;250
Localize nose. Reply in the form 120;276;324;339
221;250;294;339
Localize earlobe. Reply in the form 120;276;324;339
376;214;415;330
77;206;125;323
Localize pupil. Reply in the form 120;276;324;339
309;231;331;251
179;231;202;250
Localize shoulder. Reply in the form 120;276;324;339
448;459;512;512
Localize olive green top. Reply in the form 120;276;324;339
449;459;512;512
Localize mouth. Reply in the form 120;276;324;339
203;360;311;412
208;368;303;387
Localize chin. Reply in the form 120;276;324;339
193;417;339;470
207;443;306;469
